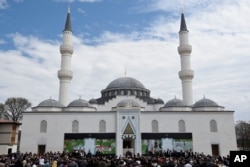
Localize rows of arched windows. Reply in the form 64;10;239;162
99;120;106;133
210;119;218;132
178;120;186;132
72;120;79;133
40;120;47;133
175;119;217;132
152;120;159;133
102;89;150;97
40;119;218;133
39;120;107;133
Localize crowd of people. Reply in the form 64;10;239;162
0;150;230;167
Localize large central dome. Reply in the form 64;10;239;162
90;76;163;105
98;76;150;103
106;77;145;89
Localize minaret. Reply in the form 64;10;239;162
178;12;194;106
58;7;74;106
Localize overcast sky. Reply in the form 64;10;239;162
0;0;249;122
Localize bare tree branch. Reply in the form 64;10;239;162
2;97;32;122
0;103;5;119
236;120;250;150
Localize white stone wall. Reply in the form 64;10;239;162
20;112;116;153
20;109;236;156
140;111;237;156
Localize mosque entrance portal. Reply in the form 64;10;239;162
123;139;132;148
122;123;136;156
122;134;135;156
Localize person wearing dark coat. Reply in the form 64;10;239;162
14;158;22;167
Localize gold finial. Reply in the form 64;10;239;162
124;68;127;77
181;5;184;13
68;6;71;13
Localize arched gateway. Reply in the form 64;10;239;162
115;99;142;156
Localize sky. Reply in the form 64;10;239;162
0;0;249;122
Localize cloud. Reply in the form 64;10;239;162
0;0;8;9
77;8;86;14
53;0;101;3
0;0;24;9
0;33;60;105
53;0;75;2
14;0;23;3
129;0;220;14
78;0;102;2
0;39;6;44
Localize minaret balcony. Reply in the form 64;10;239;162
58;70;73;80
179;70;194;80
60;45;74;55
178;44;192;55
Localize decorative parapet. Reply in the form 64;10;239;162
178;44;192;55
57;70;73;80
179;70;194;80
60;45;74;55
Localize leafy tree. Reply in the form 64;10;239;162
0;103;5;119
235;120;250;150
0;97;32;122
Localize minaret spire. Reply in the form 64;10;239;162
58;8;74;106
178;12;194;106
180;12;188;32
64;6;72;32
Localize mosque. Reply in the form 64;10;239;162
20;9;237;157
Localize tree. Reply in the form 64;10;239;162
0;103;5;119
235;120;250;150
0;97;32;122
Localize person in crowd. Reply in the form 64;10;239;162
0;150;231;167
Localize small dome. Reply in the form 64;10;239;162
38;99;64;107
89;98;98;104
68;99;89;107
106;77;145;89
117;99;140;108
164;98;185;107
194;98;219;107
155;98;164;104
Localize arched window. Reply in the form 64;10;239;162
152;120;159;133
210;119;218;132
178;120;186;132
72;120;79;133
40;120;47;133
99;120;106;133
